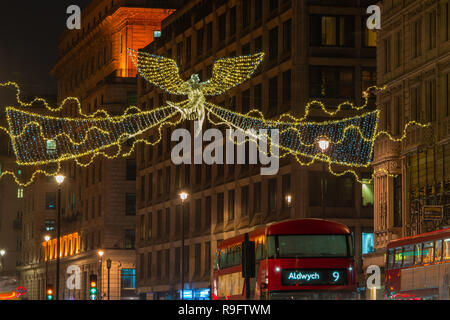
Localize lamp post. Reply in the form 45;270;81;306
98;250;104;300
179;192;188;300
44;235;50;291
0;249;5;273
317;138;330;219
106;258;112;300
55;174;65;300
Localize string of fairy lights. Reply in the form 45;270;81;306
0;50;431;186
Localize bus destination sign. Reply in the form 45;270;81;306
281;269;346;286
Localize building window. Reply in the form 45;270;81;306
241;186;249;217
176;205;181;235
197;28;204;56
393;96;402;136
205;241;211;272
393;176;402;228
412;19;422;58
309;66;354;99
427;11;436;50
157;169;163;196
255;0;262;21
282;174;291;208
254;83;263;110
394;32;401;67
183;245;189;276
147;212;152;240
186;36;191;65
126;160;136;180
205;196;211;227
219;13;226;42
282;70;291;104
229;7;236;36
310;15;355;47
363;21;377;47
165;208;171;235
17;188;24;199
242;89;250;114
362;179;374;207
140;175;145;202
242;42;250;56
268;178;277;212
194;243;201;275
157;210;162;238
177;41;183;68
195;199;202;229
269;0;278;12
125;193;136;216
46;139;57;156
147;253;152;279
269;27;278;60
410;86;421;122
361;68;377;92
121;269;136;298
156;251;162;280
254;36;262;53
45;192;56;209
309;172;354;207
269;76;278;114
139;255;144;280
206;22;213;50
283;19;292;53
217;193;224;224
148;173;153;201
425;79;436;122
384;37;391;73
254;182;261;213
228;190;235;221
242;0;250;28
124;229;135;249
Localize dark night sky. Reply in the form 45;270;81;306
0;1;90;108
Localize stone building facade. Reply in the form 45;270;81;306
136;0;377;299
364;0;450;300
16;0;176;300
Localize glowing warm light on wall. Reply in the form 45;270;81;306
43;232;80;261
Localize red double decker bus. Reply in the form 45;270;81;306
212;219;357;300
385;227;450;300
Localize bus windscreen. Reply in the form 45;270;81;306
272;235;351;258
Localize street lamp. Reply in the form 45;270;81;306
317;138;330;219
55;174;65;300
106;258;112;300
44;235;50;292
0;249;5;273
98;250;104;300
179;191;188;300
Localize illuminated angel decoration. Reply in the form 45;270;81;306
0;51;430;186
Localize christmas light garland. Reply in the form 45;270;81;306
0;51;431;186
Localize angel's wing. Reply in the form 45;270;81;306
6;104;181;166
128;49;187;95
205;102;379;167
201;53;264;96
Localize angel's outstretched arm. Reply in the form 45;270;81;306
204;102;379;167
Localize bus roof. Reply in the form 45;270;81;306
387;227;450;248
266;218;351;236
217;219;351;249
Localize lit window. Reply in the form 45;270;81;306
443;238;450;261
46;139;57;155
17;188;24;198
362;233;374;254
154;30;161;38
435;239;442;262
362;181;374;207
422;241;434;264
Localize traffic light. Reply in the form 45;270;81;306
89;274;98;300
46;285;54;300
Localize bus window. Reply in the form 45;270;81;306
220;249;227;269
435;240;442;262
233;246;241;266
422;241;434;264
403;244;414;267
256;243;264;261
267;236;276;258
226;248;233;267
394;247;403;268
388;248;394;269
414;243;422;265
444;238;450;261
